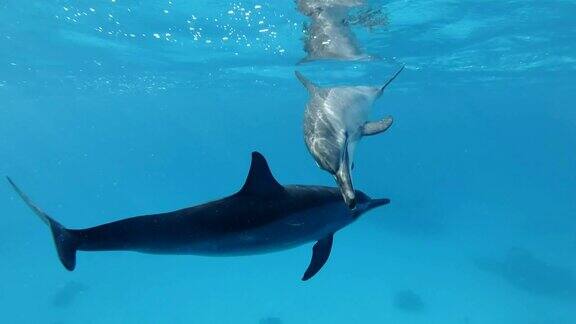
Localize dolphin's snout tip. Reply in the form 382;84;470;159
369;198;391;209
333;171;356;209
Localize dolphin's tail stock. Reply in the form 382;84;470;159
7;177;79;271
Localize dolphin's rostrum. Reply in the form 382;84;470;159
7;152;389;281
296;66;404;208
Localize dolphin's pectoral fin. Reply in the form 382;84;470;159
302;234;334;281
362;116;393;136
237;152;286;197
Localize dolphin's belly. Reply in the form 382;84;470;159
327;95;370;131
303;103;345;172
306;92;371;137
304;93;368;173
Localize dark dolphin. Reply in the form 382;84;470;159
475;247;576;300
7;152;389;281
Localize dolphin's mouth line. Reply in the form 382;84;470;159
286;221;305;227
351;198;390;218
369;198;391;209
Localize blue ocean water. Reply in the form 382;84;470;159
1;0;575;323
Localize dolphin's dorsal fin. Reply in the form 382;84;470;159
302;234;334;281
238;152;285;197
295;71;318;93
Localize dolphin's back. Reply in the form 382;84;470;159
304;101;343;173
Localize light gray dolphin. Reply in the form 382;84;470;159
7;152;389;281
296;66;404;208
296;0;369;63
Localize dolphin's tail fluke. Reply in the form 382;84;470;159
7;177;78;271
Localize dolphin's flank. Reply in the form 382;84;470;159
7;152;389;281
